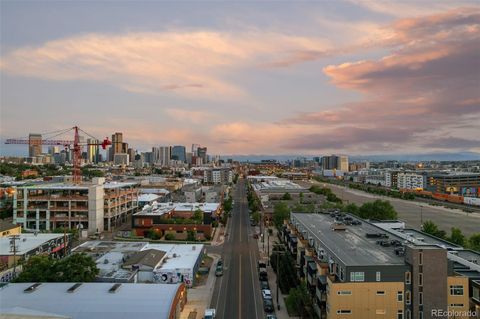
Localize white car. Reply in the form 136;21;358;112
262;289;272;300
204;308;216;319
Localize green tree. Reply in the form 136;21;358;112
165;233;176;240
449;228;466;246
15;255;56;282
282;192;292;200
55;253;99;282
252;211;261;224
468;233;480;252
193;209;203;223
285;282;313;317
358;200;397;220
273;202;290;228
421;220;446;239
344;203;359;215
299;192;304;203
187;230;196;241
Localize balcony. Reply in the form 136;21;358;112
27;195;88;201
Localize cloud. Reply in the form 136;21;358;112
165;108;216;124
280;8;480;153
0;31;331;99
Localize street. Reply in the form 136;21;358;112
209;178;264;319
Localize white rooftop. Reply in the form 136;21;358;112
135;202;220;216
0;282;183;319
138;194;161;203
147;243;204;272
0;233;64;256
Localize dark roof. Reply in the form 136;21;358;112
123;249;166;269
0;220;19;232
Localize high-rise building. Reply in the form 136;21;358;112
197;147;207;164
28;133;42;157
158;146;171;166
171;145;186;162
87;138;99;164
48;146;60;155
127;148;135;164
321;155;349;171
186;152;193;165
110;132;123;161
191;144;200;154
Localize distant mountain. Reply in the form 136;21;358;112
221;152;480;163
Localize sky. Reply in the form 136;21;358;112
1;0;479;156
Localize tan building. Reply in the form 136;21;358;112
0;221;21;238
288;213;476;319
13;178;139;234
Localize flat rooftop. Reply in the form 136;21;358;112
18;181;138;190
252;179;306;193
0;282;182;319
0;233;64;255
291;213;405;266
135;202;220;216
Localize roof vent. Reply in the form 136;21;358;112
24;283;42;293
109;283;122;293
67;283;82;293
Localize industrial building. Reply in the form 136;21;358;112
426;172;480;196
73;241;204;287
287;212;475;319
12;178;139;234
0;282;187;319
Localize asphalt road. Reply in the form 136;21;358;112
314;182;480;236
210;179;264;319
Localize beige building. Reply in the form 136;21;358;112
13;178;139;234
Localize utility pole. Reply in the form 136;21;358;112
273;243;286;310
9;235;20;277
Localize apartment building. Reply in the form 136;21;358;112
13;178;139;234
203;168;233;185
287;213;472;319
398;173;425;190
426;172;480;196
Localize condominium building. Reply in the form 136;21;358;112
321;155;349;172
12;178;139;234
86;138;99;163
287;213;472;319
203;168;233;185
28;133;42;157
398;173;425;190
171;145;186;162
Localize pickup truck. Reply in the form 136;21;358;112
204;308;216;319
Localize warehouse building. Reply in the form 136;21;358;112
0;282;186;319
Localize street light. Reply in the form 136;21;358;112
272;243;286;310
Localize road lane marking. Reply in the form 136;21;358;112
239;254;242;319
250;250;260;319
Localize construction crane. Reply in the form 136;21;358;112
5;126;111;184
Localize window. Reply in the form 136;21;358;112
419;292;423;305
419;311;423;319
418;273;423;286
350;272;365;282
376;291;385;295
473;287;479;302
397;291;403;302
405;272;411;284
405;291;411;305
419;252;423;265
406;310;411;319
337;310;351;314
397;310;403;319
450;304;464;307
376;271;381;282
450;285;464;296
337;290;352;295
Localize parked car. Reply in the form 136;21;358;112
263;299;274;313
204;309;216;319
215;266;223;277
260;280;269;290
217;259;223;267
266;315;277;319
262;289;272;300
259;272;268;281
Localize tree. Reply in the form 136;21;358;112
449;228;466;246
55;253;99;282
14;255;56;282
273;202;290;228
282;192;292;200
468;233;480;252
15;253;98;283
285;282;313;317
193;209;203;223
252;211;261;224
187;230;196;241
344;203;359;215
421;220;446;239
358;200;397;220
299;192;304;203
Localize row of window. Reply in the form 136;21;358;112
335;310;404;318
336;290;404;302
349;271;382;282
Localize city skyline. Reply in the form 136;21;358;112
1;1;479;156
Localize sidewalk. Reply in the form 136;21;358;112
257;227;296;319
180;253;220;319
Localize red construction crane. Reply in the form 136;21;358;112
5;126;111;184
